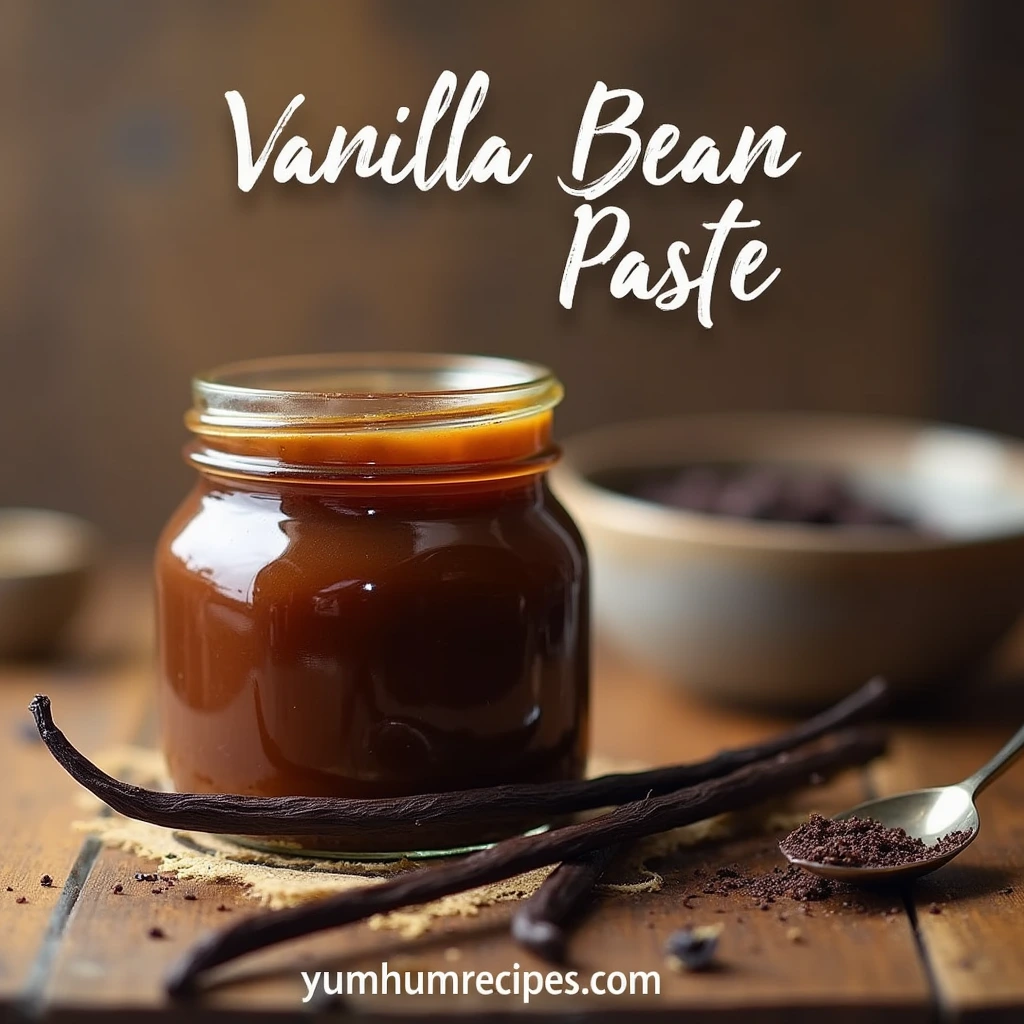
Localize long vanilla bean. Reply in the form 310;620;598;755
28;678;886;839
511;846;619;961
166;727;885;995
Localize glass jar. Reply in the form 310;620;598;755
155;353;589;856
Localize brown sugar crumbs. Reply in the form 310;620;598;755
779;813;973;869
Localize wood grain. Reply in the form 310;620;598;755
44;847;252;1012
0;563;151;1019
36;627;928;1020
875;727;1024;1024
42;767;931;1020
3;562;1022;1020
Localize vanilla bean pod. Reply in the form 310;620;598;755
166;727;885;996
511;845;619;961
28;678;886;839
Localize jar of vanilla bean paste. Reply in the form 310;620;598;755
155;354;589;857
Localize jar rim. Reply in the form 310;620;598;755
192;353;562;430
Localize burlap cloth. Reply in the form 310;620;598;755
75;747;785;939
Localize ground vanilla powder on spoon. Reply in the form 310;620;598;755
780;813;973;868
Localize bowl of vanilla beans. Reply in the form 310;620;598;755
551;413;1024;708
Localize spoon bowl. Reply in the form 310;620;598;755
781;721;1024;885
783;786;980;885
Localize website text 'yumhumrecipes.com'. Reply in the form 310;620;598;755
300;962;662;1005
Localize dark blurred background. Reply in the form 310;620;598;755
0;0;1019;544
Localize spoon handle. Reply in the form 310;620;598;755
962;723;1024;796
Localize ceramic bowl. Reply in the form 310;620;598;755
0;508;98;659
551;413;1024;708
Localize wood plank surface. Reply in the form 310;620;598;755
42;773;931;1021
2;562;1022;1021
0;563;152;1022
874;724;1024;1024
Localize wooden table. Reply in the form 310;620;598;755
2;563;1023;1022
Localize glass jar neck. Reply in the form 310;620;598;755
185;354;564;487
188;410;559;486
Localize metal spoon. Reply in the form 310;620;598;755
781;722;1024;885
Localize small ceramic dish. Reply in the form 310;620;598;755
551;413;1024;708
0;508;98;659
